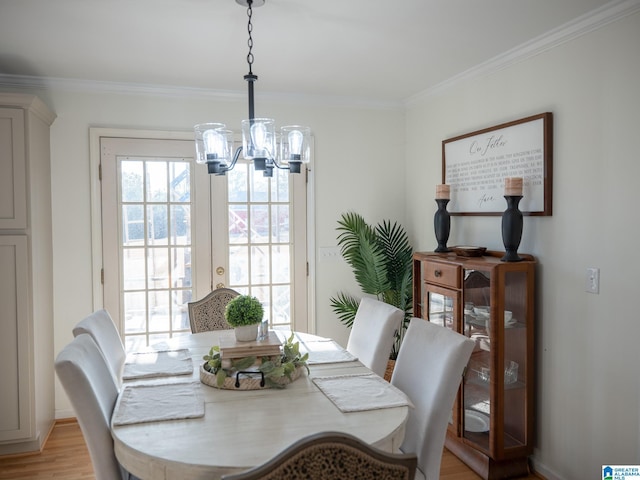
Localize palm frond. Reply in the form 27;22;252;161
337;212;390;296
376;220;413;295
329;292;360;328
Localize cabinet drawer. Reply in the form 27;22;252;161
424;261;460;288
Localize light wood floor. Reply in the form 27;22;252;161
0;420;541;479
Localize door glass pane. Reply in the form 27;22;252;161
271;284;291;327
271;205;289;243
123;291;146;334
229;245;249;285
122;248;145;290
170;205;190;245
146;161;167;202
147;205;168;246
121;161;143;202
228;163;248;203
147;247;169;289
122;204;144;244
118;156;192;350
251;245;270;284
272;245;290;283
250;204;269;243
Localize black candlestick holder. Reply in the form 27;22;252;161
434;198;451;253
501;195;523;262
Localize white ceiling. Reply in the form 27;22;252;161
0;0;621;104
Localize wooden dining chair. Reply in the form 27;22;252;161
220;431;417;480
346;297;404;377
188;287;239;333
72;309;126;387
55;334;139;480
391;318;475;480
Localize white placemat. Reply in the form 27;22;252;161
312;373;413;413
274;330;332;344
112;382;204;426
302;340;358;365
123;349;193;380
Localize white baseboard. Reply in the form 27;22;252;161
531;456;565;480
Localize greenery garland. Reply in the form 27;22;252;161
203;332;309;389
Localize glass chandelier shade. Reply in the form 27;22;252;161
194;123;235;175
280;125;311;173
194;0;310;177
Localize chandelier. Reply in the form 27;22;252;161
194;0;311;177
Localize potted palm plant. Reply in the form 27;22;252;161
330;212;413;362
225;294;265;341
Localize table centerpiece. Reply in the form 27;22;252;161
200;332;309;390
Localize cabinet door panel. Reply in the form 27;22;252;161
0;236;32;441
0;108;27;229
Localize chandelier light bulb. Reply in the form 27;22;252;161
288;129;304;160
250;122;268;155
203;128;226;160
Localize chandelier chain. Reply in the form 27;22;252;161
246;1;254;74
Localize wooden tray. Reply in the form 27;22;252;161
219;330;282;359
451;246;487;257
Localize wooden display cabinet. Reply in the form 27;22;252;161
413;251;536;479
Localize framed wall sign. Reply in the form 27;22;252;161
442;112;553;215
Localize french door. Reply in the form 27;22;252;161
100;135;308;352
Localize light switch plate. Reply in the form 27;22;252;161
319;246;341;263
586;267;600;294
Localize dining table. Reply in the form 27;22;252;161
110;329;410;480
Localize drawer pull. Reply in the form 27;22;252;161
434;270;442;277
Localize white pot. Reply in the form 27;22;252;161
234;324;259;342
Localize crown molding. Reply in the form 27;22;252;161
405;0;640;106
0;73;402;111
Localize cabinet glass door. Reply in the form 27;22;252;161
426;288;455;329
462;269;492;450
502;270;528;450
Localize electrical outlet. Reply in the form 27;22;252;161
586;267;600;294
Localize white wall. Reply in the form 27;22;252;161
0;86;404;416
404;10;640;480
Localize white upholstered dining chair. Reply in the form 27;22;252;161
72;309;126;387
220;431;417;480
391;318;475;480
346;297;404;377
55;334;139;480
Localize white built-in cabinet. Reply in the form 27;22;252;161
0;93;56;454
